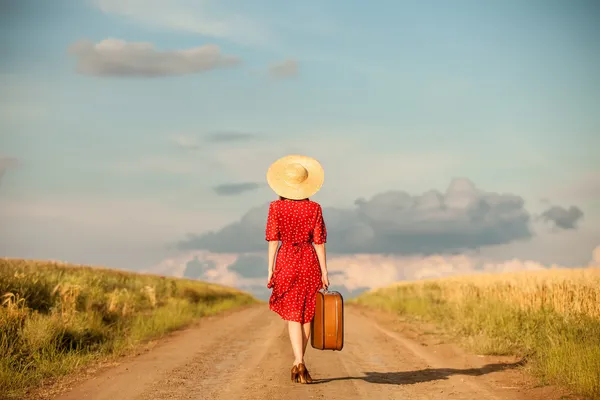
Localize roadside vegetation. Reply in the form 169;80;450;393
352;267;600;399
0;258;257;399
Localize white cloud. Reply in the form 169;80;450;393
92;0;272;47
325;253;552;292
146;250;265;288
68;38;240;77
147;245;600;299
477;222;600;267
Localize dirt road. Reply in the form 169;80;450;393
54;304;579;400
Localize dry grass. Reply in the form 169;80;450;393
377;266;600;319
0;258;257;399
352;266;600;399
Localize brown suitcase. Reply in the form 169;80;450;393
311;289;344;351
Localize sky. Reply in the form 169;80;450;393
1;0;599;300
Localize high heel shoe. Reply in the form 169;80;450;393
297;363;313;384
290;365;300;383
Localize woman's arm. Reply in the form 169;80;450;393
314;243;327;276
267;241;279;274
313;204;328;283
265;202;280;283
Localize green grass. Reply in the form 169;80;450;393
0;258;258;399
352;276;600;399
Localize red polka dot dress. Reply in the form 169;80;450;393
266;199;327;324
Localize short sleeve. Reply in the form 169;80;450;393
265;202;280;241
312;204;327;244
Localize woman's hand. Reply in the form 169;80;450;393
321;272;330;290
267;270;274;288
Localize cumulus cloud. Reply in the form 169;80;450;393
268;59;299;78
148;245;600;300
68;38;240;77
333;246;600;293
540;205;584;230
182;257;216;279
178;202;273;253
148;250;244;288
325;253;551;292
0;157;18;187
227;254;266;278
178;178;534;255
213;182;262;196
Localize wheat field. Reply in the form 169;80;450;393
352;266;600;399
0;258;257;399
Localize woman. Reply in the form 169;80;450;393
265;154;330;384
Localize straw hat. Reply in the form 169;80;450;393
266;154;324;200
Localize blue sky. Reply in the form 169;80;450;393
1;0;598;298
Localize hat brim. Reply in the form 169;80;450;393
266;154;324;200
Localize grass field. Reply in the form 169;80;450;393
351;267;600;399
0;258;257;399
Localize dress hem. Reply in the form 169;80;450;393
269;304;314;324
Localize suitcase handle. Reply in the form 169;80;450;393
320;288;336;294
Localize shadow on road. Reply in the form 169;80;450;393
313;361;524;385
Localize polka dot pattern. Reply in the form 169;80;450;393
266;199;327;324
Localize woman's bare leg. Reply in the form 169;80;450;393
288;321;304;365
302;322;311;357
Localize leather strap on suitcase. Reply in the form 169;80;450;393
311;289;344;351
